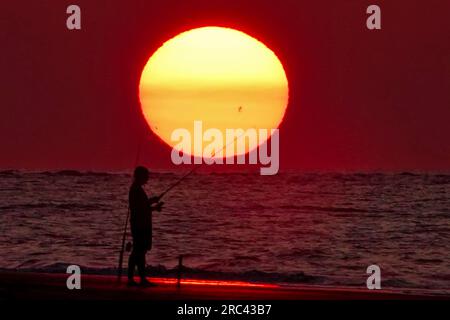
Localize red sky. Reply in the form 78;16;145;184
1;0;449;171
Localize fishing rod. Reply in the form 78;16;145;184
157;108;250;199
157;166;199;199
117;207;131;281
156;132;244;200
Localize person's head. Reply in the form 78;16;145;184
133;166;149;185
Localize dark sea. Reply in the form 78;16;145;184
0;170;449;294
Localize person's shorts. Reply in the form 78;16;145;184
132;230;152;251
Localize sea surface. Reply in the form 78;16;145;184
0;170;449;294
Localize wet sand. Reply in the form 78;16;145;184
0;272;446;300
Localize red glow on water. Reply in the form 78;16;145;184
149;277;278;288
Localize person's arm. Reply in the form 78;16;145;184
152;201;164;212
148;195;160;205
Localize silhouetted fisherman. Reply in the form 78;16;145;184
128;166;163;286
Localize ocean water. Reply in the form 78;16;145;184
0;170;449;293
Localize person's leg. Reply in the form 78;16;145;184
133;232;155;286
136;248;147;281
127;248;137;281
131;232;146;281
138;249;156;286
